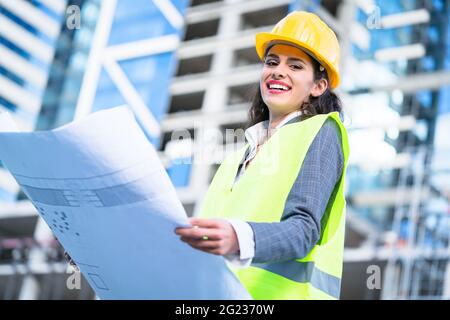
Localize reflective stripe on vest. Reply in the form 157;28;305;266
253;261;341;299
199;111;350;300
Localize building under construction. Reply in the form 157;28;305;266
0;0;449;299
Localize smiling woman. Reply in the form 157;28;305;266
249;44;342;128
175;11;350;300
259;45;330;121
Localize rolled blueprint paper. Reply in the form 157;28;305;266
0;107;250;300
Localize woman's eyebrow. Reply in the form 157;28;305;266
266;54;307;65
287;57;307;65
266;53;279;59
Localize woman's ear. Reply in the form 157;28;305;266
311;78;328;97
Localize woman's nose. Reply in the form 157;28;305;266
271;64;287;79
272;70;286;79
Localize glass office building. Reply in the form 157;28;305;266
343;0;450;299
0;0;68;202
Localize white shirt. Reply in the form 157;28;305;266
224;110;303;267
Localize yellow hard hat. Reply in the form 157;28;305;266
255;11;341;89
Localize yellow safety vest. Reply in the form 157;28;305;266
199;111;350;299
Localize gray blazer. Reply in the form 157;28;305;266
240;117;344;263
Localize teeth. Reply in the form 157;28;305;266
269;83;289;90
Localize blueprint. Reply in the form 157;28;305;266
0;107;250;300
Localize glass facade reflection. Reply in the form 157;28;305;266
0;0;67;202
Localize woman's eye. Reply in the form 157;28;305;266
291;65;302;70
265;60;278;66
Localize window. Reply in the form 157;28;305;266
219;122;246;145
176;55;213;76
233;47;260;67
168;91;205;113
160;128;195;151
227;83;258;105
240;5;289;30
191;0;222;7
183;19;220;41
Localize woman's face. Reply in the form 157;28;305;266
260;44;327;117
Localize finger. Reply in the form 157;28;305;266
189;245;224;256
188;217;222;228
176;227;222;240
185;242;224;255
181;237;222;249
180;237;226;255
174;223;197;232
174;225;202;236
185;244;218;255
209;249;225;255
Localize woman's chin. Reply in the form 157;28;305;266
266;105;295;116
265;99;293;111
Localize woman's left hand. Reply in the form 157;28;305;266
174;217;239;256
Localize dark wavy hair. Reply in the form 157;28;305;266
247;55;343;128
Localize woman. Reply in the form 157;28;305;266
175;11;350;300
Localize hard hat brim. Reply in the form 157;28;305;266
255;32;340;89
